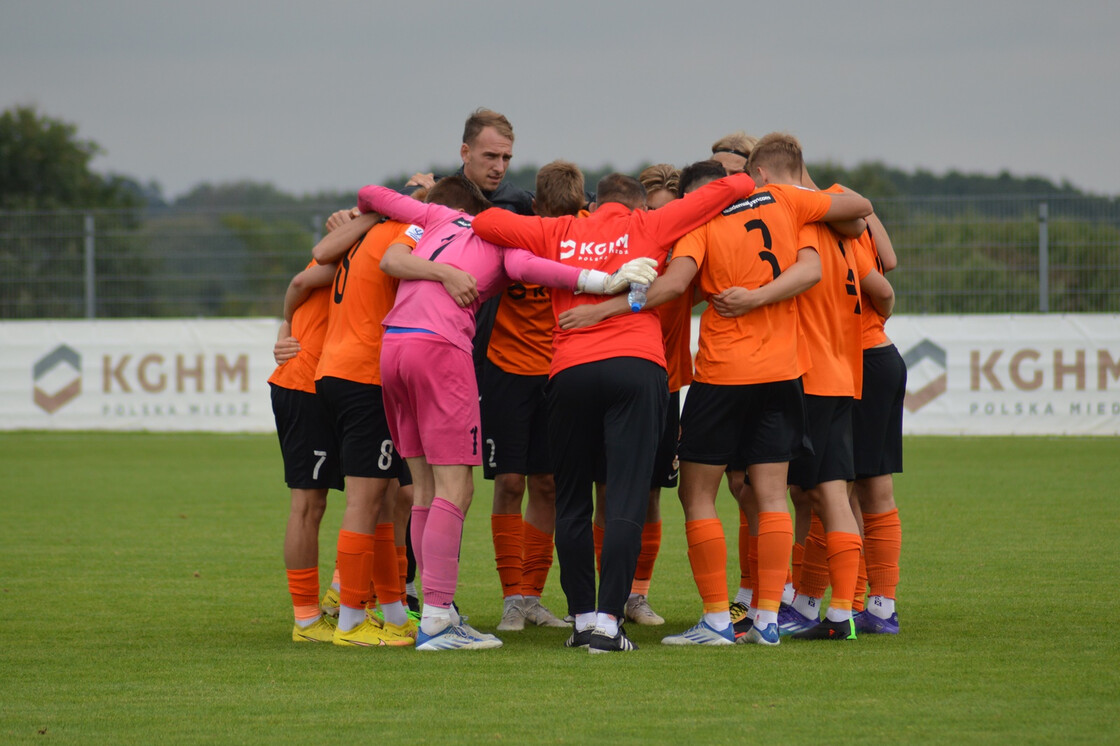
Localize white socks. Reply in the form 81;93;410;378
338;604;365;632
868;595;896;618
792;593;821;619
704;611;731;630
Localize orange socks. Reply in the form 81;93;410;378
799;513;830;599
791;542;805;590
863;508;902;599
491;513;524;598
396;544;408;604
336;529;375;611
630;521;661;597
685;518;729;613
373;523;401;607
853;551;868;612
521;521;555;597
825;531;863;615
755;512;793;613
286;567;320;622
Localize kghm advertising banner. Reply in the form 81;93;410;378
683;314;1117;436
882;315;1119;435
3;319;279;432
2;316;1118;435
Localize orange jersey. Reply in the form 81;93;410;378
853;229;890;349
658;291;693;392
795;221;866;397
487;281;553;376
674;183;833;385
314;219;421;385
268;261;330;394
472;173;756;377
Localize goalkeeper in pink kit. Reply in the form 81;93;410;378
357;175;657;651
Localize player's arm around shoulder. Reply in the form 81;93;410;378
471;208;553;257
311;210;382;265
820;184;873;224
283;263;337;323
866;212;897;271
380;243;479;308
709;248;820;318
643;173;756;245
860;269;895;318
358;184;442;228
557;254;695;330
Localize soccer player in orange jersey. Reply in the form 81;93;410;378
485;162;587;632
706;135;770;633
850;215;906;635
563;138;872;646
750;173;893;641
305;208;432;647
270;212;350;643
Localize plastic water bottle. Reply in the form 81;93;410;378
628;282;649;312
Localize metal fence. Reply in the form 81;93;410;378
1;196;1117;319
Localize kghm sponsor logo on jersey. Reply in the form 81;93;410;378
722;191;775;216
559;234;630;261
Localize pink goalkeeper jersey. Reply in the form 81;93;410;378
357;185;584;355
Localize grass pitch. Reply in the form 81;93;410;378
1;432;1118;743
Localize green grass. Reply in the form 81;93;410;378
1;433;1118;743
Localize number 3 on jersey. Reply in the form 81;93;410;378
744;218;781;280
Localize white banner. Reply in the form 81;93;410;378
2;315;1118;435
687;313;1120;435
1;319;280;432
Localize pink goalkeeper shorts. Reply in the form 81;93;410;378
380;332;482;466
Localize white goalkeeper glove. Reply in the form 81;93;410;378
577;257;660;295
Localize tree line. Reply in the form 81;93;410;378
1;106;1116;319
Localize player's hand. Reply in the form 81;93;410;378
441;268;479;308
604;257;659;294
558;303;607;330
710;286;760;317
274;335;300;365
406;172;437;189
324;208;358;233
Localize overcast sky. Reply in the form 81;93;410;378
4;1;1118;200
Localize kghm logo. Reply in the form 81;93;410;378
902;339;947;412
33;345;82;414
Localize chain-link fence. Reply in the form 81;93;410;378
876;195;1119;314
1;196;1117;319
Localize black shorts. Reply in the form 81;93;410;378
678;379;809;467
270;383;343;491
852;344;906;478
788;395;855;490
315;376;403;480
479;359;551;479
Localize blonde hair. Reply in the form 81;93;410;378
463;108;514;145
534;160;585;217
746;132;804;179
710;131;758;159
638;163;680;195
